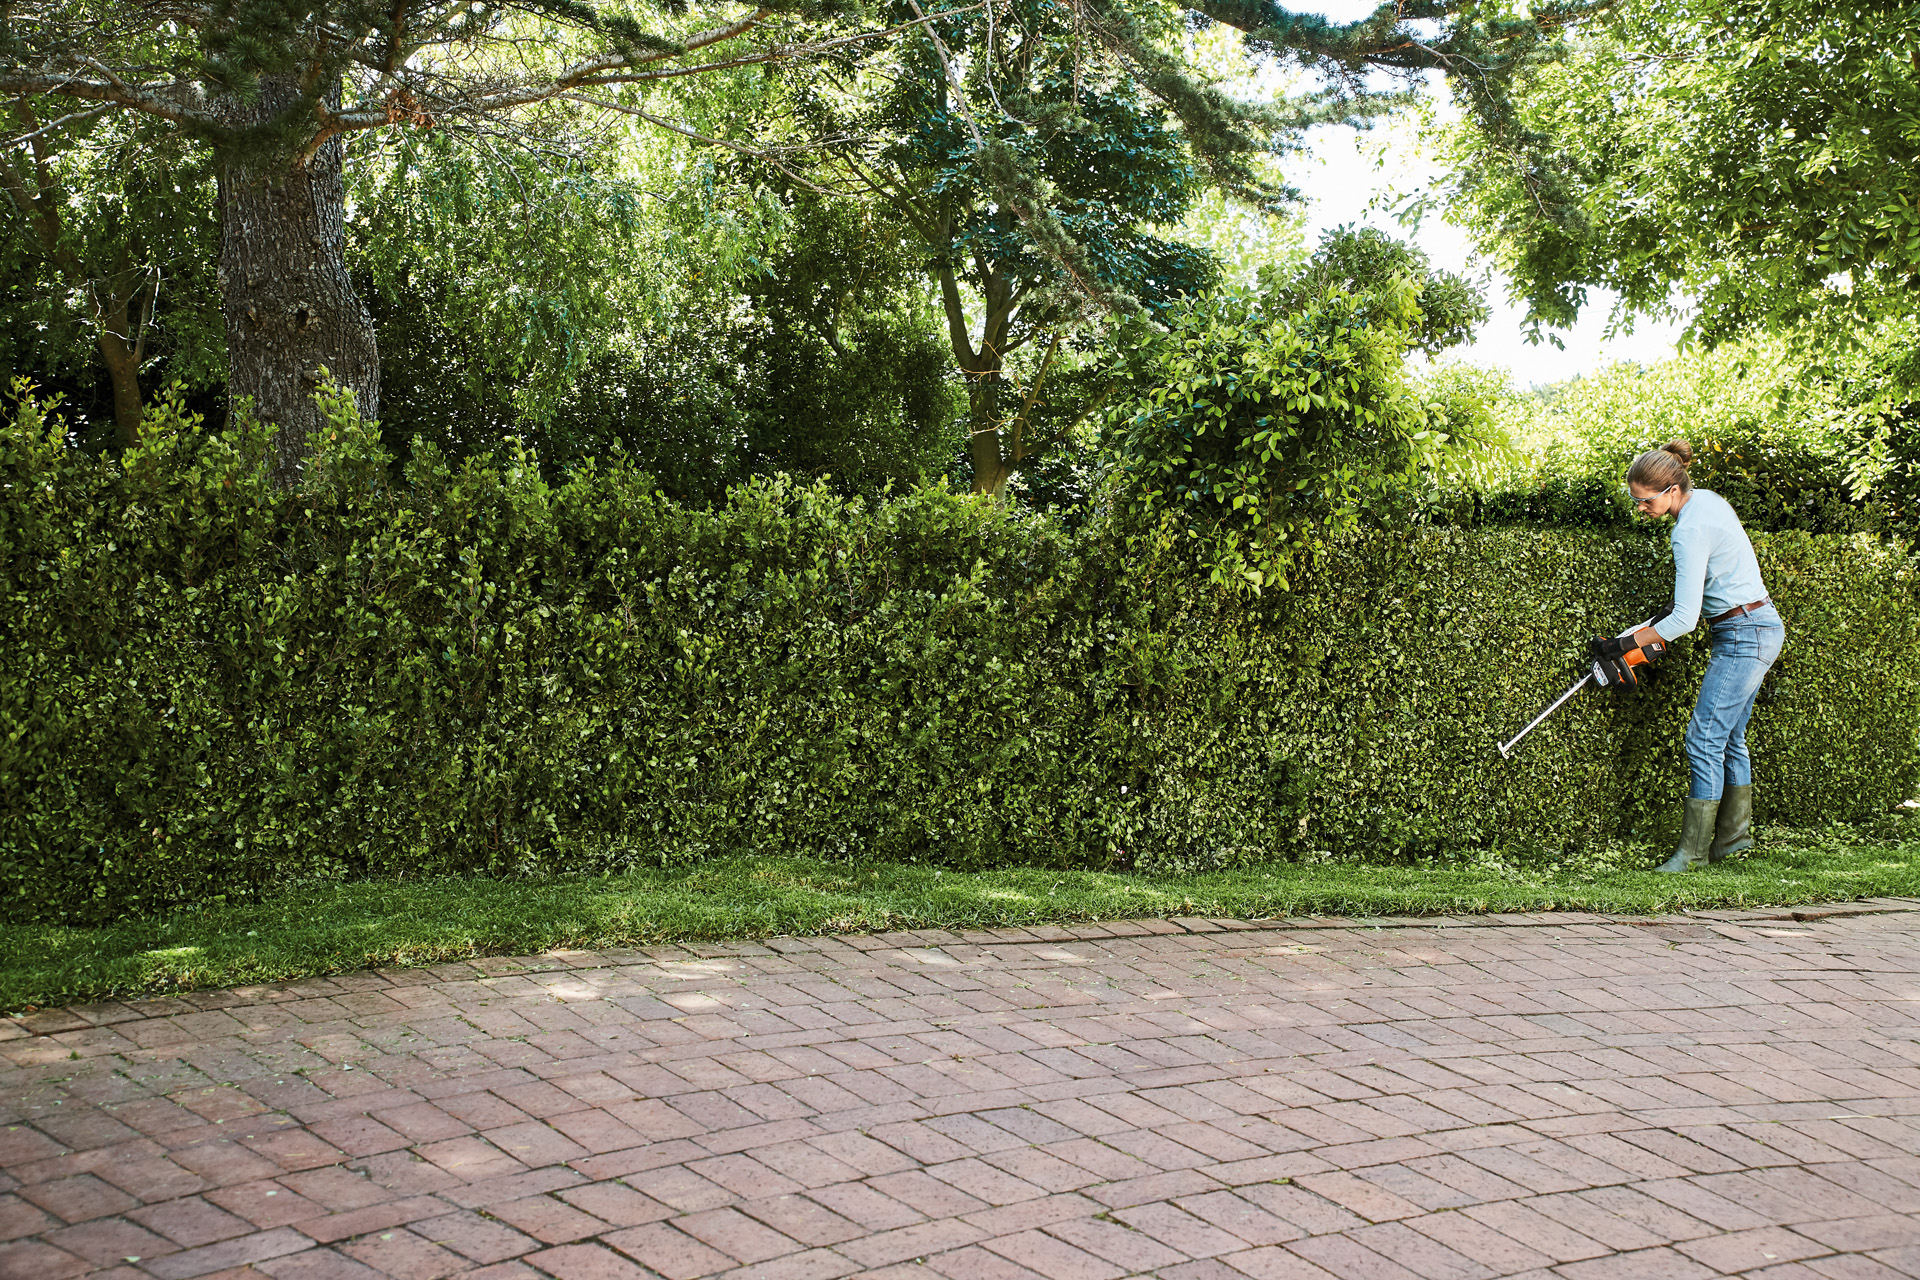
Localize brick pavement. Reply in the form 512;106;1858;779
3;902;1920;1279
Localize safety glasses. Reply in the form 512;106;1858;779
1629;484;1675;509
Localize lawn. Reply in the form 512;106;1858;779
2;822;1916;1015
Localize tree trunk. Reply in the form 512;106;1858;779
216;76;378;488
966;371;1014;496
934;257;1017;496
0;117;147;450
89;286;143;449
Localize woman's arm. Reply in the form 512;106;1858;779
1655;523;1708;642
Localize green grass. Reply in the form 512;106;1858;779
3;824;1917;1015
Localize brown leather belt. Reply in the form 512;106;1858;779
1707;596;1771;624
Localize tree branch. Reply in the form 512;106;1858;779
454;8;773;114
936;260;982;368
1;101;76;270
1012;385;1109;468
1;101;111;145
577;1;991;86
0;72;220;129
552;94;852;196
1006;330;1059;461
983;276;1032;335
829;150;936;240
0;149;59;259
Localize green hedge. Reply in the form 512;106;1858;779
3;394;1918;923
1415;350;1901;536
1426;435;1888;535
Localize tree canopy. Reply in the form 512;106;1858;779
1433;0;1920;347
0;109;221;446
2;0;1591;483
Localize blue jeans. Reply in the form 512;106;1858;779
1685;604;1785;800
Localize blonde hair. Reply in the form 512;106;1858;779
1627;439;1693;494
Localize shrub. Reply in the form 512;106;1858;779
1264;225;1491;355
1429;346;1892;534
2;387;1916;923
1105;279;1448;592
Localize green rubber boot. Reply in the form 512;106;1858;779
1710;785;1754;863
1655;798;1720;873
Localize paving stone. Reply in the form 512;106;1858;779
5;905;1920;1276
337;1226;470;1278
17;1011;90;1036
42;1214;180;1265
256;1244;392;1280
0;1235;91;1278
139;1224;313;1278
410;1208;539;1264
522;1242;657;1279
600;1220;737;1277
295;1194;451;1244
482;1195;610;1244
19;1171;140;1222
128;1194;257;1247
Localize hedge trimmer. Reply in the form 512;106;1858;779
1497;607;1671;759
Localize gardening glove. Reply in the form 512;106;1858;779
1589;631;1668;693
1589;636;1639;691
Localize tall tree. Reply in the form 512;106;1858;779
0;108;220;445
811;2;1221;494
0;0;870;483
1429;0;1920;346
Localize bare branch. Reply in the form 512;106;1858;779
1006;329;1058;461
1;101;111;145
902;0;986;149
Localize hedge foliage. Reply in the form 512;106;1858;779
1424;349;1899;536
4;389;1918;924
1106;280;1443;593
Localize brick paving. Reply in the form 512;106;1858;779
3;903;1920;1279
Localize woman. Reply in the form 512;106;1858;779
1623;440;1785;873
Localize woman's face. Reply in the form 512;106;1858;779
1628;481;1684;520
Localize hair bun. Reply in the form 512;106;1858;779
1660;439;1694;467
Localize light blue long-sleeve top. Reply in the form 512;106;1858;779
1652;488;1770;641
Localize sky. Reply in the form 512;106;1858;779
1270;6;1688;387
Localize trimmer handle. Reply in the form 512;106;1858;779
1590;624;1668;693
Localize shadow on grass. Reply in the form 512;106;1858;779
2;830;1916;1014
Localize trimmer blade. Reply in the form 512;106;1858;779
1496;670;1595;759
